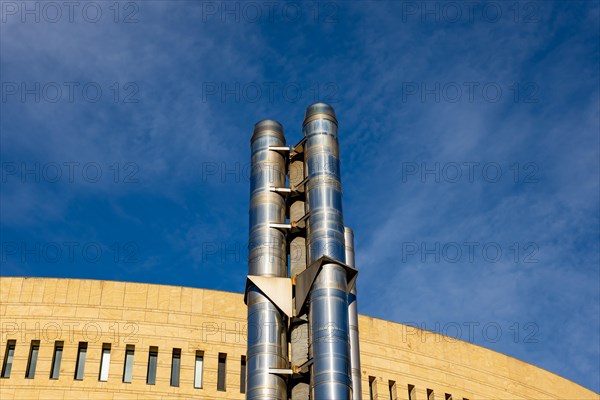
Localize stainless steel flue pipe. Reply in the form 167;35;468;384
246;120;289;400
246;106;360;400
345;227;362;400
303;104;352;399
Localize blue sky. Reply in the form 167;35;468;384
1;0;598;392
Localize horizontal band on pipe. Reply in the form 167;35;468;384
304;140;339;147
251;119;285;143
303;112;338;127
249;195;286;208
305;176;343;186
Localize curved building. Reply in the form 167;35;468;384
0;277;596;400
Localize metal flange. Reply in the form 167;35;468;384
244;275;293;317
294;255;358;316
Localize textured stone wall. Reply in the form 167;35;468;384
0;277;596;400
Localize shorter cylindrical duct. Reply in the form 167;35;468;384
247;120;289;400
345;227;362;400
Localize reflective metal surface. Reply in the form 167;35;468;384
247;120;288;400
304;103;352;399
345;227;362;400
246;107;360;400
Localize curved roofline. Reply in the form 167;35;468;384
358;312;597;393
0;275;244;298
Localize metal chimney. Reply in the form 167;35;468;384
345;227;362;400
303;103;352;399
245;105;360;400
246;120;289;400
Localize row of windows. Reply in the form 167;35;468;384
1;340;247;393
0;341;466;398
369;378;469;400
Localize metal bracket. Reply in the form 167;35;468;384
270;185;307;200
291;137;306;159
291;212;310;230
286;212;310;242
268;146;292;154
294;255;358;316
270;185;308;200
269;223;292;232
270;187;293;200
268;368;294;376
268;146;292;176
291;176;308;193
270;187;292;194
292;358;313;375
244;276;293;317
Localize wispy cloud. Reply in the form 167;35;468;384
1;0;598;391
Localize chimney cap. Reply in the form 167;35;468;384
252;119;285;143
303;102;338;127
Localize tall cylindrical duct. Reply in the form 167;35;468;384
345;227;362;400
247;120;289;400
304;103;352;399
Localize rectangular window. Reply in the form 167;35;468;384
194;351;204;389
25;340;40;379
123;345;134;383
427;389;435;400
240;356;246;394
99;344;111;382
369;376;376;400
74;342;87;380
1;340;16;378
50;341;64;379
389;380;396;400
408;384;416;400
217;353;226;391
170;348;181;387
147;347;158;385
445;394;453;400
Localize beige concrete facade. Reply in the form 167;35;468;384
0;277;597;400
